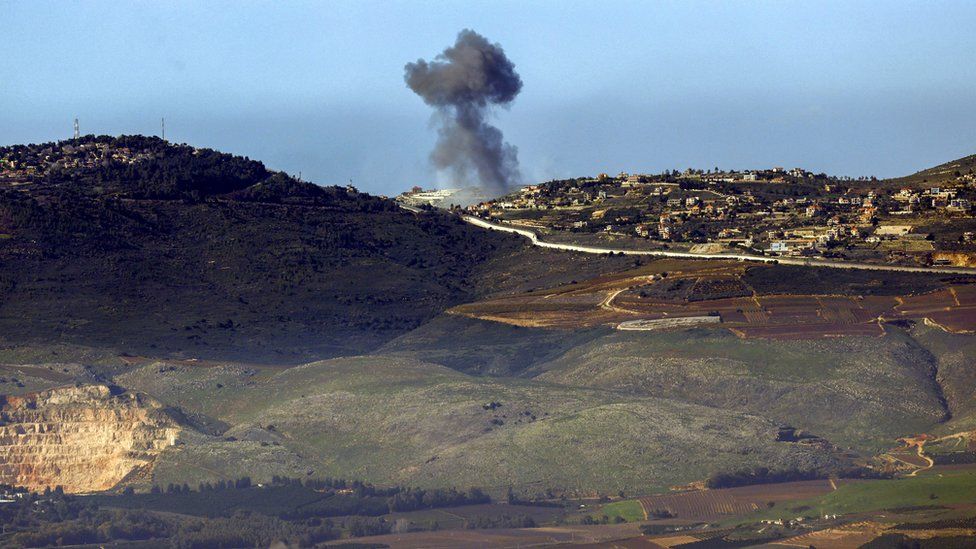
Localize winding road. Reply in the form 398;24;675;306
459;214;976;276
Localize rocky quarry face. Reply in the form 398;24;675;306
0;385;181;493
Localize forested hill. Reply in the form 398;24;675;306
0;135;526;362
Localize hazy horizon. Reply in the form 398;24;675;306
3;0;975;195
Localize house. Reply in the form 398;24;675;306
894;189;918;202
948;199;972;212
622;175;646;187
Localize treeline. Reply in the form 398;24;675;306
106;476;493;519
706;466;890;489
706;467;823;489
3;476;499;547
580;514;626;525
389;486;490;512
505;487;563;508
9;508;341;548
467;514;537;529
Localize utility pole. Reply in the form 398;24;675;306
73;118;80;139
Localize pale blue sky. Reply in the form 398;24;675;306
2;1;975;195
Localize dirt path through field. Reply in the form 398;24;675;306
908;443;935;477
598;274;659;314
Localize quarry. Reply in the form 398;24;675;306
0;385;181;493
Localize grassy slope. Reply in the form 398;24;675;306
886;153;976;187
377;314;614;376
908;325;976;433
534;328;948;452
117;356;842;494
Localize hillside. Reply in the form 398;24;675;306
533;328;950;452
0;136;634;363
1;136;975;508
887;152;976;187
112;355;847;494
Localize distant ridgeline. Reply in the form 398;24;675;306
0;134;388;205
0;135;525;362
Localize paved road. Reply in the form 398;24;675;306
459;215;976;276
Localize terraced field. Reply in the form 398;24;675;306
767;522;886;549
451;257;976;339
637;479;842;522
897;285;976;333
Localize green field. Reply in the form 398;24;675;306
745;468;976;523
599;499;645;522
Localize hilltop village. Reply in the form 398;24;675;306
402;165;976;267
0;139;157;180
6;138;976;267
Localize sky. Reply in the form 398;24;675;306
2;0;975;196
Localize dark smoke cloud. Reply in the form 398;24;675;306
405;29;523;195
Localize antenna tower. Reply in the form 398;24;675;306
161;117;165;141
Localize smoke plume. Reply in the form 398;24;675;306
405;29;523;195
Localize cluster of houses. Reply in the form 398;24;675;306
465;167;976;259
893;186;971;213
0;141;154;183
0;485;29;504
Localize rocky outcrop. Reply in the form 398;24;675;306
0;385;181;493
